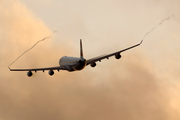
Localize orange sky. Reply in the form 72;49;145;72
0;0;180;120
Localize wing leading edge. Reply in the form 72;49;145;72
86;40;143;65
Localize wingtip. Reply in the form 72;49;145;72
8;66;11;71
140;40;143;44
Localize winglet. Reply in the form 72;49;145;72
80;39;83;58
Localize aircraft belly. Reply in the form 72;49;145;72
65;65;75;72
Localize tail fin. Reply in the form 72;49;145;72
80;39;83;58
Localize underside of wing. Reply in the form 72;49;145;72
9;66;67;72
87;40;143;66
9;66;68;77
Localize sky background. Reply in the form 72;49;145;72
0;0;180;120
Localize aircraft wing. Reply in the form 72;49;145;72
8;66;68;72
86;40;143;66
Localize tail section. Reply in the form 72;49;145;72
80;39;83;58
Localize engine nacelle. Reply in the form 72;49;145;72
48;70;54;76
115;54;121;59
27;71;33;77
90;62;96;67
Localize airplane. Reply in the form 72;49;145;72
9;39;143;77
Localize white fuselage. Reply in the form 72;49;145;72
59;56;86;71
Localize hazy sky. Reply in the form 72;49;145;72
0;0;180;120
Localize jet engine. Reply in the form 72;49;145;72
115;53;121;59
48;70;54;76
27;71;33;77
90;62;96;67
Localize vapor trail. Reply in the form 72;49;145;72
8;36;51;67
142;15;174;40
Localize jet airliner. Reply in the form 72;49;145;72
9;39;143;77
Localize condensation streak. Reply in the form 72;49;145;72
142;15;174;40
8;36;51;67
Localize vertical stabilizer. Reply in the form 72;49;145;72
80;39;83;58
